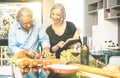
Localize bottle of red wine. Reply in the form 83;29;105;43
81;43;89;65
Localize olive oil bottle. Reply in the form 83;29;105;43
81;43;89;65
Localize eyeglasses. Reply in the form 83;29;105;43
21;21;34;27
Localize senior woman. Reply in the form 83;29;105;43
46;3;82;59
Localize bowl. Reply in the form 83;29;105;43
47;64;79;76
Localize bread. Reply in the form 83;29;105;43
71;64;120;78
103;63;120;73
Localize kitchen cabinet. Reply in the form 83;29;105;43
104;50;120;64
88;0;120;19
86;0;119;48
88;1;97;14
104;0;120;19
87;0;104;32
88;0;103;14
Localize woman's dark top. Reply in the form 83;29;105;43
46;21;77;58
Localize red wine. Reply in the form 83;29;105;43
92;55;103;59
71;52;79;57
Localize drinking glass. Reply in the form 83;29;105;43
71;45;81;63
91;46;103;67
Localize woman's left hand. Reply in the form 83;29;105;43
57;41;65;48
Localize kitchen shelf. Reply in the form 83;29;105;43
88;10;97;14
109;5;120;9
87;0;120;47
98;0;104;9
105;16;120;20
88;0;104;14
104;0;120;19
88;1;98;14
106;0;120;8
104;4;120;19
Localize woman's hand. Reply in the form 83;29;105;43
52;45;59;52
52;41;65;52
57;41;65;48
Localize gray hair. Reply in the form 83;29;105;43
50;3;66;23
16;7;33;21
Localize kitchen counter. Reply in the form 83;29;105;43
12;57;120;78
11;49;120;78
104;50;120;64
90;49;120;64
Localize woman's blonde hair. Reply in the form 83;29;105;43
50;3;66;23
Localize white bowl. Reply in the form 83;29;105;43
47;64;79;76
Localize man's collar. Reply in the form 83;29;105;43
17;21;22;29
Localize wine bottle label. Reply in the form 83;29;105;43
81;43;89;65
81;53;89;65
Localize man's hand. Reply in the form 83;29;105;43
28;49;35;59
42;47;51;58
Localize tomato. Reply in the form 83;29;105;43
31;67;38;72
38;60;43;64
44;69;50;75
41;62;45;68
18;51;29;58
22;67;30;74
31;60;38;66
44;61;52;66
37;66;41;69
35;53;41;59
23;59;30;66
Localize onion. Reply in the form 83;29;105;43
21;67;30;74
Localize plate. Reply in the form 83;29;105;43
106;46;120;50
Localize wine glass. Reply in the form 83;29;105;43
91;46;103;67
71;45;81;63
